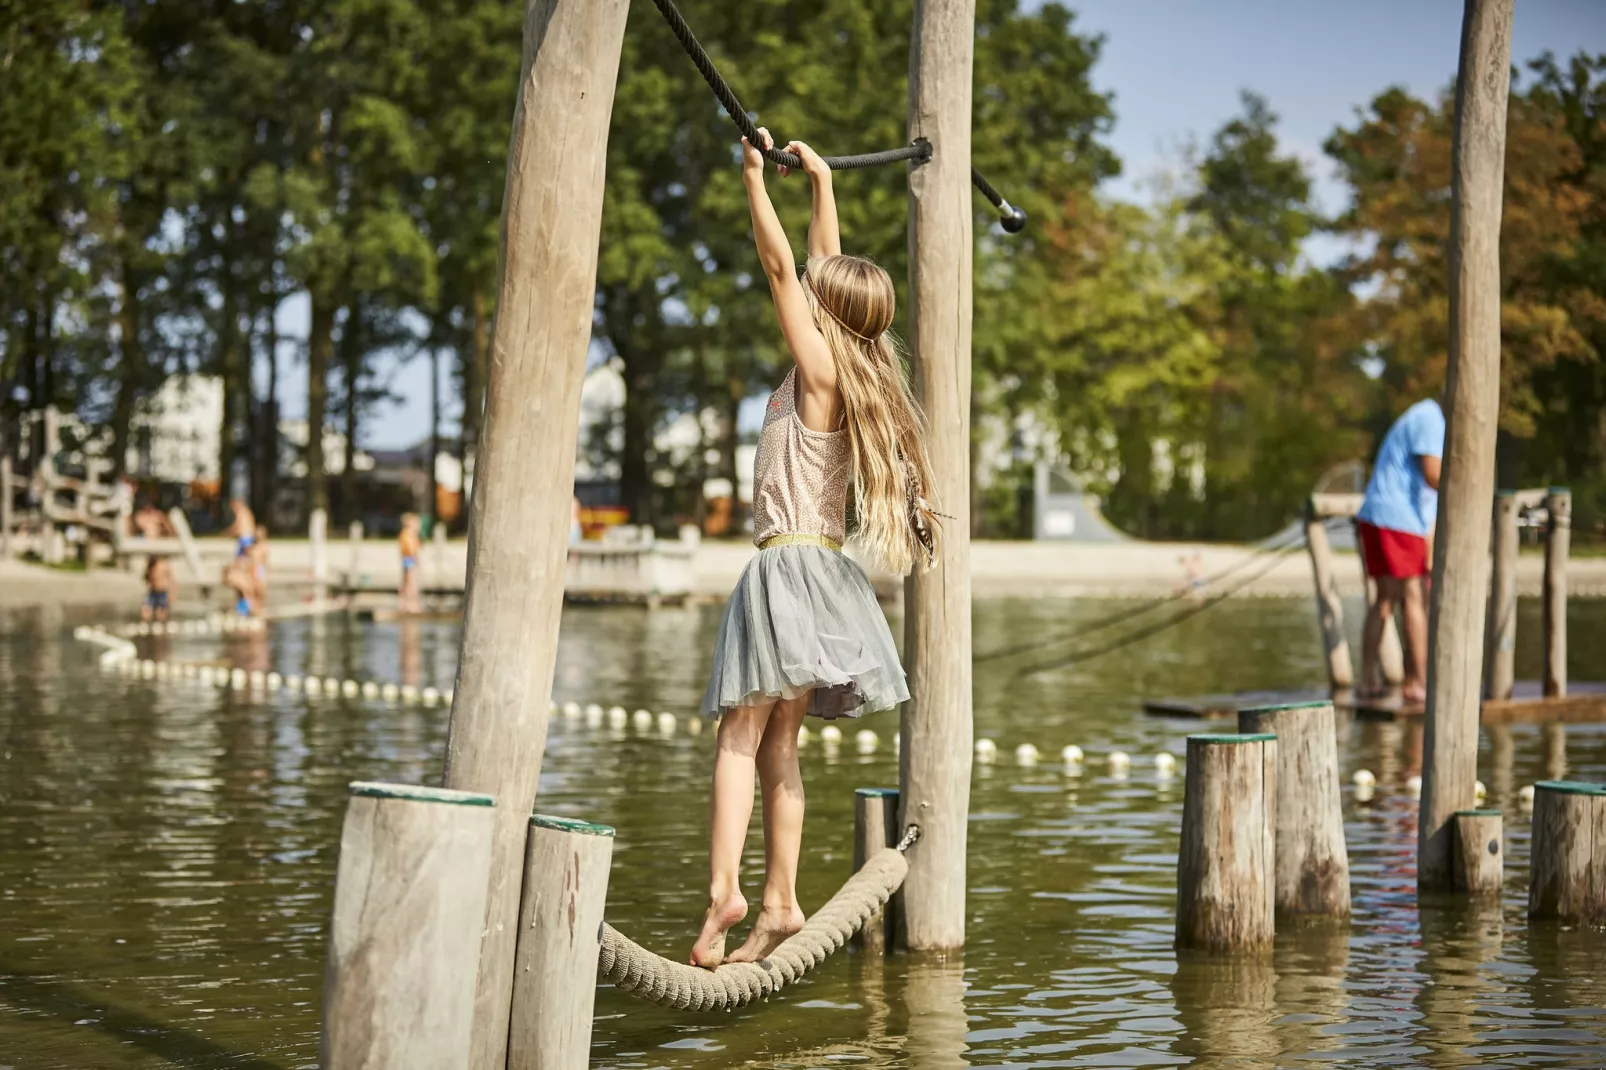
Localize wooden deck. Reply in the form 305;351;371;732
1145;681;1606;724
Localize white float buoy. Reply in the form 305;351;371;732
657;712;676;735
1352;769;1376;788
342;679;359;697
285;674;302;691
400;684;420;704
362;681;379;699
1061;744;1085;766
141;660;157;679
422;687;441;706
975;737;997;762
585;704;604;728
856;729;879;754
820;725;843;746
1474;779;1487;801
1406;774;1423;797
1519;784;1536;808
608;706;628;730
249;669;265;686
632;709;654;732
563;701;581;720
797;723;811;745
381;683;399;702
198;666;215;684
1015;743;1040;766
266;672;282;690
686;716;704;737
443;689;453;705
1154;752;1177;777
1108;751;1131;771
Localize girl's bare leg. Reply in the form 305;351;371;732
691;701;774;968
727;693;810;964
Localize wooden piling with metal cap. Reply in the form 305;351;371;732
1176;734;1277;953
507;815;615;1070
321;782;495;1070
1238;701;1350;920
853;788;901;953
1528;781;1606;925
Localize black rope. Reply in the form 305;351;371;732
1009;533;1317;676
648;0;1024;230
975;522;1323;664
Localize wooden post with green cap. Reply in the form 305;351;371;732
1176;734;1277;953
322;782;497;1070
507;815;615;1070
1238;701;1350;920
853;788;901;953
1528;781;1605;924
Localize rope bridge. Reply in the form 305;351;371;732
598;832;915;1010
648;0;1028;233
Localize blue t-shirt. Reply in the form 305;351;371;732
1357;399;1445;536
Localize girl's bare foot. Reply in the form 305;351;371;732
690;891;747;969
725;903;805;964
1402;682;1427;704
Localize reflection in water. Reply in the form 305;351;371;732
3;596;1606;1067
1543;722;1567;780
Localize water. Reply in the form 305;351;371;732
3;594;1605;1068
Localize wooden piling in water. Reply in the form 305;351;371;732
853;788;900;953
1543;488;1569;698
1528;781;1605;925
1304;506;1353;692
507;815;614;1070
0;455;12;558
321;782;495;1070
438;3;631;1062
900;0;976;952
348;520;364;584
1420;0;1514;894
1237;702;1350;920
1484;490;1518;700
310;507;328;600
1452;809;1503;896
1177;734;1276;954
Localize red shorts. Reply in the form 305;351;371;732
1357;521;1429;579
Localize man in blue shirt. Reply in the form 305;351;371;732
1355;399;1445;702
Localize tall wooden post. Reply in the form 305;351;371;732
1542;488;1570;698
1304;506;1353;691
899;0;976;952
1418;0;1513;894
348;519;364;585
1484;490;1517;700
0;455;12;558
310;507;328;600
438;3;630;1065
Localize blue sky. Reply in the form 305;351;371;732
286;0;1605;449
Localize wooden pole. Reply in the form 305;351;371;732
166;507;205;586
1527;781;1606;924
1;455;12;558
41;405;60;565
507;815;614;1070
1542;487;1569;698
1237;702;1350;920
348;519;364;585
1419;0;1514;894
1451;809;1503;896
322;782;495;1070
1176;734;1276;954
439;4;629;1064
853;788;900;953
899;0;976;953
310;507;328;600
1304;507;1353;691
1484;490;1517;700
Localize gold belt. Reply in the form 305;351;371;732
759;533;842;553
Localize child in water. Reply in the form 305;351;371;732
142;555;174;623
222;500;258;616
398;513;422;614
691;130;941;969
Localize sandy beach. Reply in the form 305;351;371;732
5;536;1604;610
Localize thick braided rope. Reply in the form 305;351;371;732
598;846;908;1010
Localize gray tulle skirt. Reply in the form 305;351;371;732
701;544;908;720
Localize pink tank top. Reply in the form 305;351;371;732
751;369;850;547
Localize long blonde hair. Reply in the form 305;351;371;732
802;254;940;575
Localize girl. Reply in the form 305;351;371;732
691;129;941;968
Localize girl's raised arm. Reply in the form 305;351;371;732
743;129;835;393
785;141;840;259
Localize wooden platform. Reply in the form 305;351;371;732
1145;680;1606;725
1143;689;1336;720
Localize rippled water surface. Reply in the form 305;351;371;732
3;593;1606;1068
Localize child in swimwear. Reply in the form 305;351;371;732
398;513;422;614
142;555;174;623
